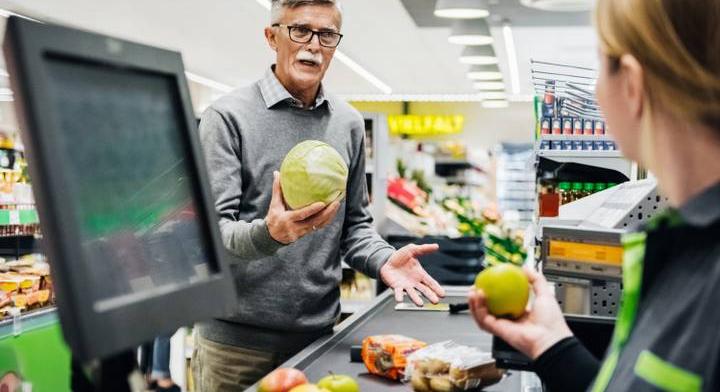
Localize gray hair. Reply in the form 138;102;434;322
270;0;343;26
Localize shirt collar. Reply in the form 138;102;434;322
678;181;720;227
258;65;332;111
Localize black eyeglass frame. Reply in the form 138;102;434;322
271;23;343;48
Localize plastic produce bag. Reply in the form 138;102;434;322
405;341;505;391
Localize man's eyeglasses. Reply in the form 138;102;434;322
272;24;343;48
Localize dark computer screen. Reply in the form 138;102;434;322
43;55;215;311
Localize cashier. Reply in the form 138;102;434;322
194;0;445;390
469;0;720;391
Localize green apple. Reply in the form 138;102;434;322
288;384;330;392
317;374;360;392
475;263;530;319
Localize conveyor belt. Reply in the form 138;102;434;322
248;288;523;391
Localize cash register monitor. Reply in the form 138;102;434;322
3;17;237;360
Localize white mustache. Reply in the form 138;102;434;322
296;51;323;66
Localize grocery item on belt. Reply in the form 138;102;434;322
405;341;504;392
361;335;427;381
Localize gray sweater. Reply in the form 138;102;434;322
196;68;395;353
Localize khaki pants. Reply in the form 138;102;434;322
191;334;294;392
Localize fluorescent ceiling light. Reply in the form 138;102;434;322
254;0;391;94
185;71;234;93
520;0;593;12
435;0;490;19
466;64;503;80
478;92;507;100
0;88;13;96
0;69;8;78
254;0;272;9
449;20;493;45
482;100;509;108
473;81;505;90
459;46;498;65
508;94;535;102
334;51;392;94
503;25;521;95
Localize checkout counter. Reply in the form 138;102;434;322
248;287;525;392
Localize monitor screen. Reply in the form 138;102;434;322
43;55;214;311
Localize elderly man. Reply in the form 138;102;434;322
193;0;445;390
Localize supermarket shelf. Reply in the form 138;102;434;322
536;149;633;177
0;306;57;339
0;209;39;226
537;150;623;159
539;135;613;142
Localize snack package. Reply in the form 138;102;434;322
361;335;427;380
405;341;505;391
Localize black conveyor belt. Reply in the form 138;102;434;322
247;288;523;391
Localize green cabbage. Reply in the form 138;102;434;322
280;140;349;210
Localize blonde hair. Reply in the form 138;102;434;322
595;0;720;132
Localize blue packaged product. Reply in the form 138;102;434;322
562;141;573;150
606;141;617;150
594;141;607;150
550;141;563;150
583;141;595;150
539;140;550;150
572;141;583;150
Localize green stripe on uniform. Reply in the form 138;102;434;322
590;231;647;392
634;350;702;392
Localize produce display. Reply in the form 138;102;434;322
441;198;499;237
405;341;504;392
0;254;52;320
280;140;348;210
482;224;527;267
474;264;530;319
360;335;427;380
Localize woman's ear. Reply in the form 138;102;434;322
264;26;278;52
619;54;645;120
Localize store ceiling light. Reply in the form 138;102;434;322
482;100;509;108
460;46;499;66
449;20;493;46
185;71;234;93
503;24;521;95
435;0;490;19
473;81;506;90
478;92;507;100
467;64;503;80
520;0;593;12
